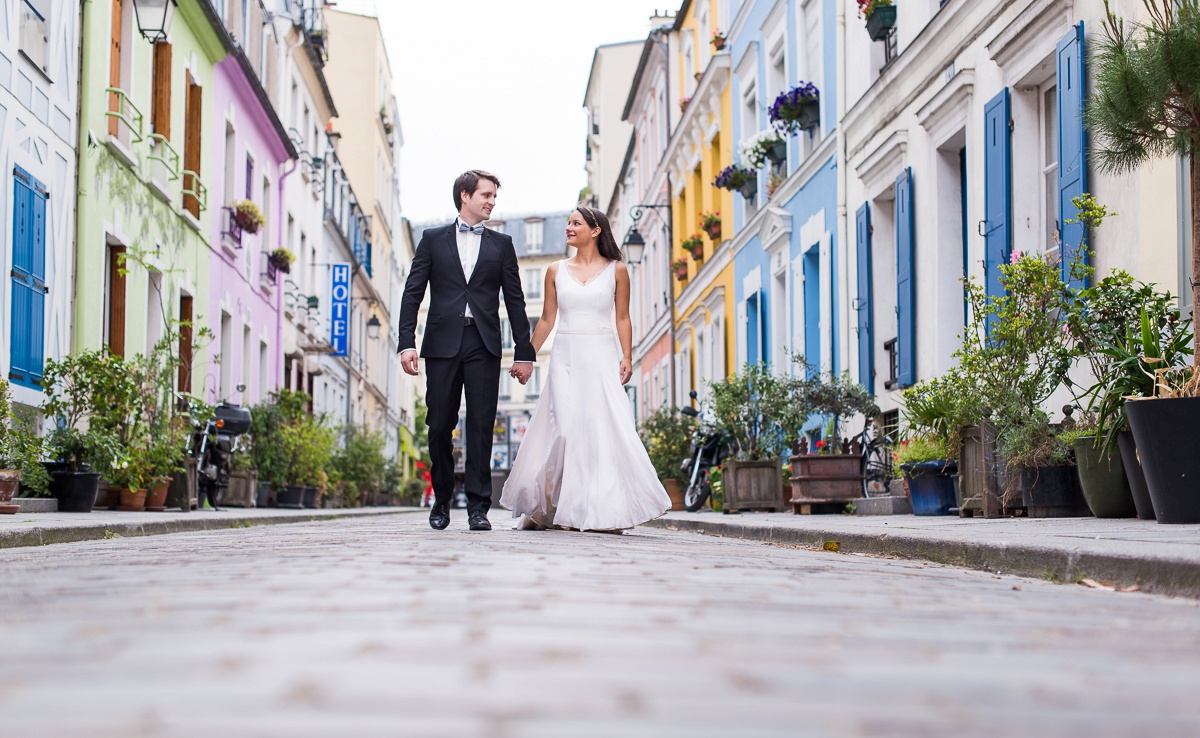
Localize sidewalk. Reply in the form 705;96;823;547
644;511;1200;598
0;506;421;549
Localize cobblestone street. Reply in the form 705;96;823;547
3;514;1200;737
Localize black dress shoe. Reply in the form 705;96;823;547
429;502;450;530
468;512;491;531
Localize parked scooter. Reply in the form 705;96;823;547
191;386;252;511
679;390;728;512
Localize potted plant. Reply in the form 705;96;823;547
1125;348;1200;523
249;390;305;507
41;351;123;512
858;0;896;42
682;233;705;261
739;130;787;170
1059;419;1136;519
699;211;722;242
791;369;879;512
713;164;757;200
269;246;295;274
769;82;820;134
894;437;957;515
0;380;50;514
230;199;266;235
679;96;692;113
711;30;727;51
279;395;336;509
896;374;979;515
708;362;812;512
332;424;388;508
1063;263;1185;519
672;257;689;282
639;407;699;511
225;448;258;507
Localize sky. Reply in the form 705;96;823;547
334;0;672;225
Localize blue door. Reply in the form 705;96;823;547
983;88;1012;319
895;168;915;388
803;249;820;377
9;167;48;389
855;203;873;393
1058;22;1088;290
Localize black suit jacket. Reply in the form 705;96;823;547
397;223;536;362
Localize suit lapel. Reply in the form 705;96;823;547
444;226;468;285
471;229;497;285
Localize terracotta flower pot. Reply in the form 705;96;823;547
116;487;148;512
662;478;685;511
0;469;21;514
703;225;722;242
145;479;170;512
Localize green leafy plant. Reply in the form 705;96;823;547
803;366;879;449
231;199;266;234
639;407;699;480
0;380;49;494
892;436;955;467
899;369;982;453
707;362;814;461
332;425;387;501
708;464;723;512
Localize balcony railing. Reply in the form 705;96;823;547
221;206;243;249
105;87;144;143
147;133;180;181
182;169;208;214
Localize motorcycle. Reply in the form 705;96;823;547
679;390;728;512
190;386;252;511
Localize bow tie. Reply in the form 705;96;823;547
458;222;484;235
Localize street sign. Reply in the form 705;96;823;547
331;263;350;357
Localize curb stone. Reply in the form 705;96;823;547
643;516;1200;599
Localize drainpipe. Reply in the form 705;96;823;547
277;158;298;394
836;0;850;382
69;0;87;355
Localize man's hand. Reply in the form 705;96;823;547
509;362;533;385
401;349;420;376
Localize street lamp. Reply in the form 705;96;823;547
130;0;176;43
622;227;646;265
366;314;382;341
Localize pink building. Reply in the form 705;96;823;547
207;49;296;407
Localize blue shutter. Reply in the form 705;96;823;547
855;203;874;394
895;168;915;389
803;250;820;378
1058;22;1087;290
983;88;1012;317
746;293;759;365
9;166;48;389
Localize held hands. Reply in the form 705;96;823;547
619;358;632;385
509;362;533;385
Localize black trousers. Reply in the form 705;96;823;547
424;322;501;515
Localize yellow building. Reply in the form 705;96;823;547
665;0;736;406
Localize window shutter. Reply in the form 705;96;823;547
984;88;1012;321
183;77;203;217
1057;22;1087;290
855;202;874;394
108;0;123;136
152;42;173;141
895;168;915;389
9;168;47;389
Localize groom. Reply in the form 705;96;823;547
398;170;535;531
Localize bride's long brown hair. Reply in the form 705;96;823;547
575;205;623;261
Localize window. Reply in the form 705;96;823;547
259;340;269;400
183;73;203;218
146;272;163;356
527;366;542;398
20;0;50;74
1042;84;1059;254
486;220;505;233
523;268;542;299
224;123;236;205
107;0;125;137
9;167;48;389
242;325;253;404
498;371;512;401
151;42;172;139
219;311;233;399
525;219;544;253
500;318;513;349
528;315;540;336
245;154;254;200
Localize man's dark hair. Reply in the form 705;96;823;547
453;170;501;211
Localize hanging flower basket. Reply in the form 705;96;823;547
739;177;758;201
269;247;295;274
679;96;692;113
767;140;788;165
231;199;266;234
714;164;756;192
672;258;689;281
769;82;821;135
683;234;705;261
861;1;897;42
738;130;787;170
712;31;727;51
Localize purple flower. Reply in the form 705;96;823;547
714;165;756;190
768;82;821;134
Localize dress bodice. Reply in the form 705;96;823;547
554;259;616;334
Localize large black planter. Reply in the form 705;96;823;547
901;460;958;516
1019;466;1090;517
256;481;271;508
1117;431;1155;520
1126;397;1200;524
866;5;898;41
1073;437;1136;518
48;471;101;513
302;486;320;509
276;485;304;509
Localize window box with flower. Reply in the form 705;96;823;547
858;0;897;42
672;258;689;282
714;165;758;200
711;30;726;51
699;211;722;242
679;96;692;113
769;83;821;135
682;233;705;261
738;130;787;170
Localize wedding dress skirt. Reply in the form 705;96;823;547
501;260;670;531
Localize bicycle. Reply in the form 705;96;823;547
858;418;894;498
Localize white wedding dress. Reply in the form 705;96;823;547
500;259;670;531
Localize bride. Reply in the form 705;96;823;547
500;205;671;532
